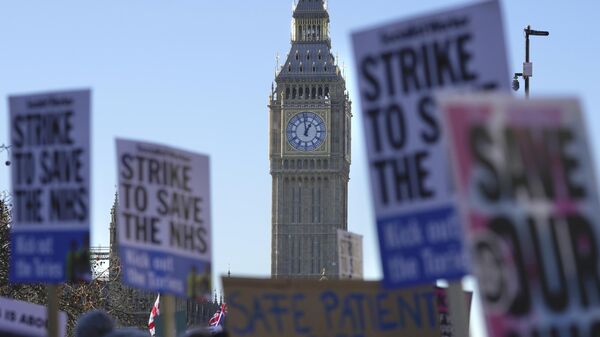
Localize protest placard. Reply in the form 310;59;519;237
9;89;91;283
442;96;600;337
435;286;473;337
116;139;211;298
351;0;509;288
0;297;67;337
223;277;440;337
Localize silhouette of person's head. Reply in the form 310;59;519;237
179;327;229;337
74;310;115;337
104;327;149;337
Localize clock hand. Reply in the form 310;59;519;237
303;123;312;137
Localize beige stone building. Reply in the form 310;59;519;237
269;0;353;279
337;229;363;280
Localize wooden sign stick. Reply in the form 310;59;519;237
163;294;176;337
47;285;59;337
448;281;470;337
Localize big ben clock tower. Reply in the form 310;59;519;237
270;0;351;279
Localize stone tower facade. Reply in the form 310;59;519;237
270;0;351;279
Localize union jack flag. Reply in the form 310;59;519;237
208;303;227;328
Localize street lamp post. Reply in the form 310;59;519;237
0;144;10;166
513;25;549;98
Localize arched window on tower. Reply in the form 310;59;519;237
285;87;290;99
310;235;315;274
291;178;296;222
295;51;299;60
311;178;316;222
317;177;322;223
318;86;323;98
292;87;297;99
296;183;302;223
317;25;321;40
317;184;322;223
311;86;316;99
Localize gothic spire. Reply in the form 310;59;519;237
276;0;339;80
293;0;328;18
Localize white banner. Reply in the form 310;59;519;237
0;297;67;337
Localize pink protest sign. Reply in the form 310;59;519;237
442;96;600;337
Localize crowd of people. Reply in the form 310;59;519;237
74;310;229;337
1;309;228;337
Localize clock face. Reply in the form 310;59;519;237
286;112;326;151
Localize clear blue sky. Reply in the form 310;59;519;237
1;0;599;335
